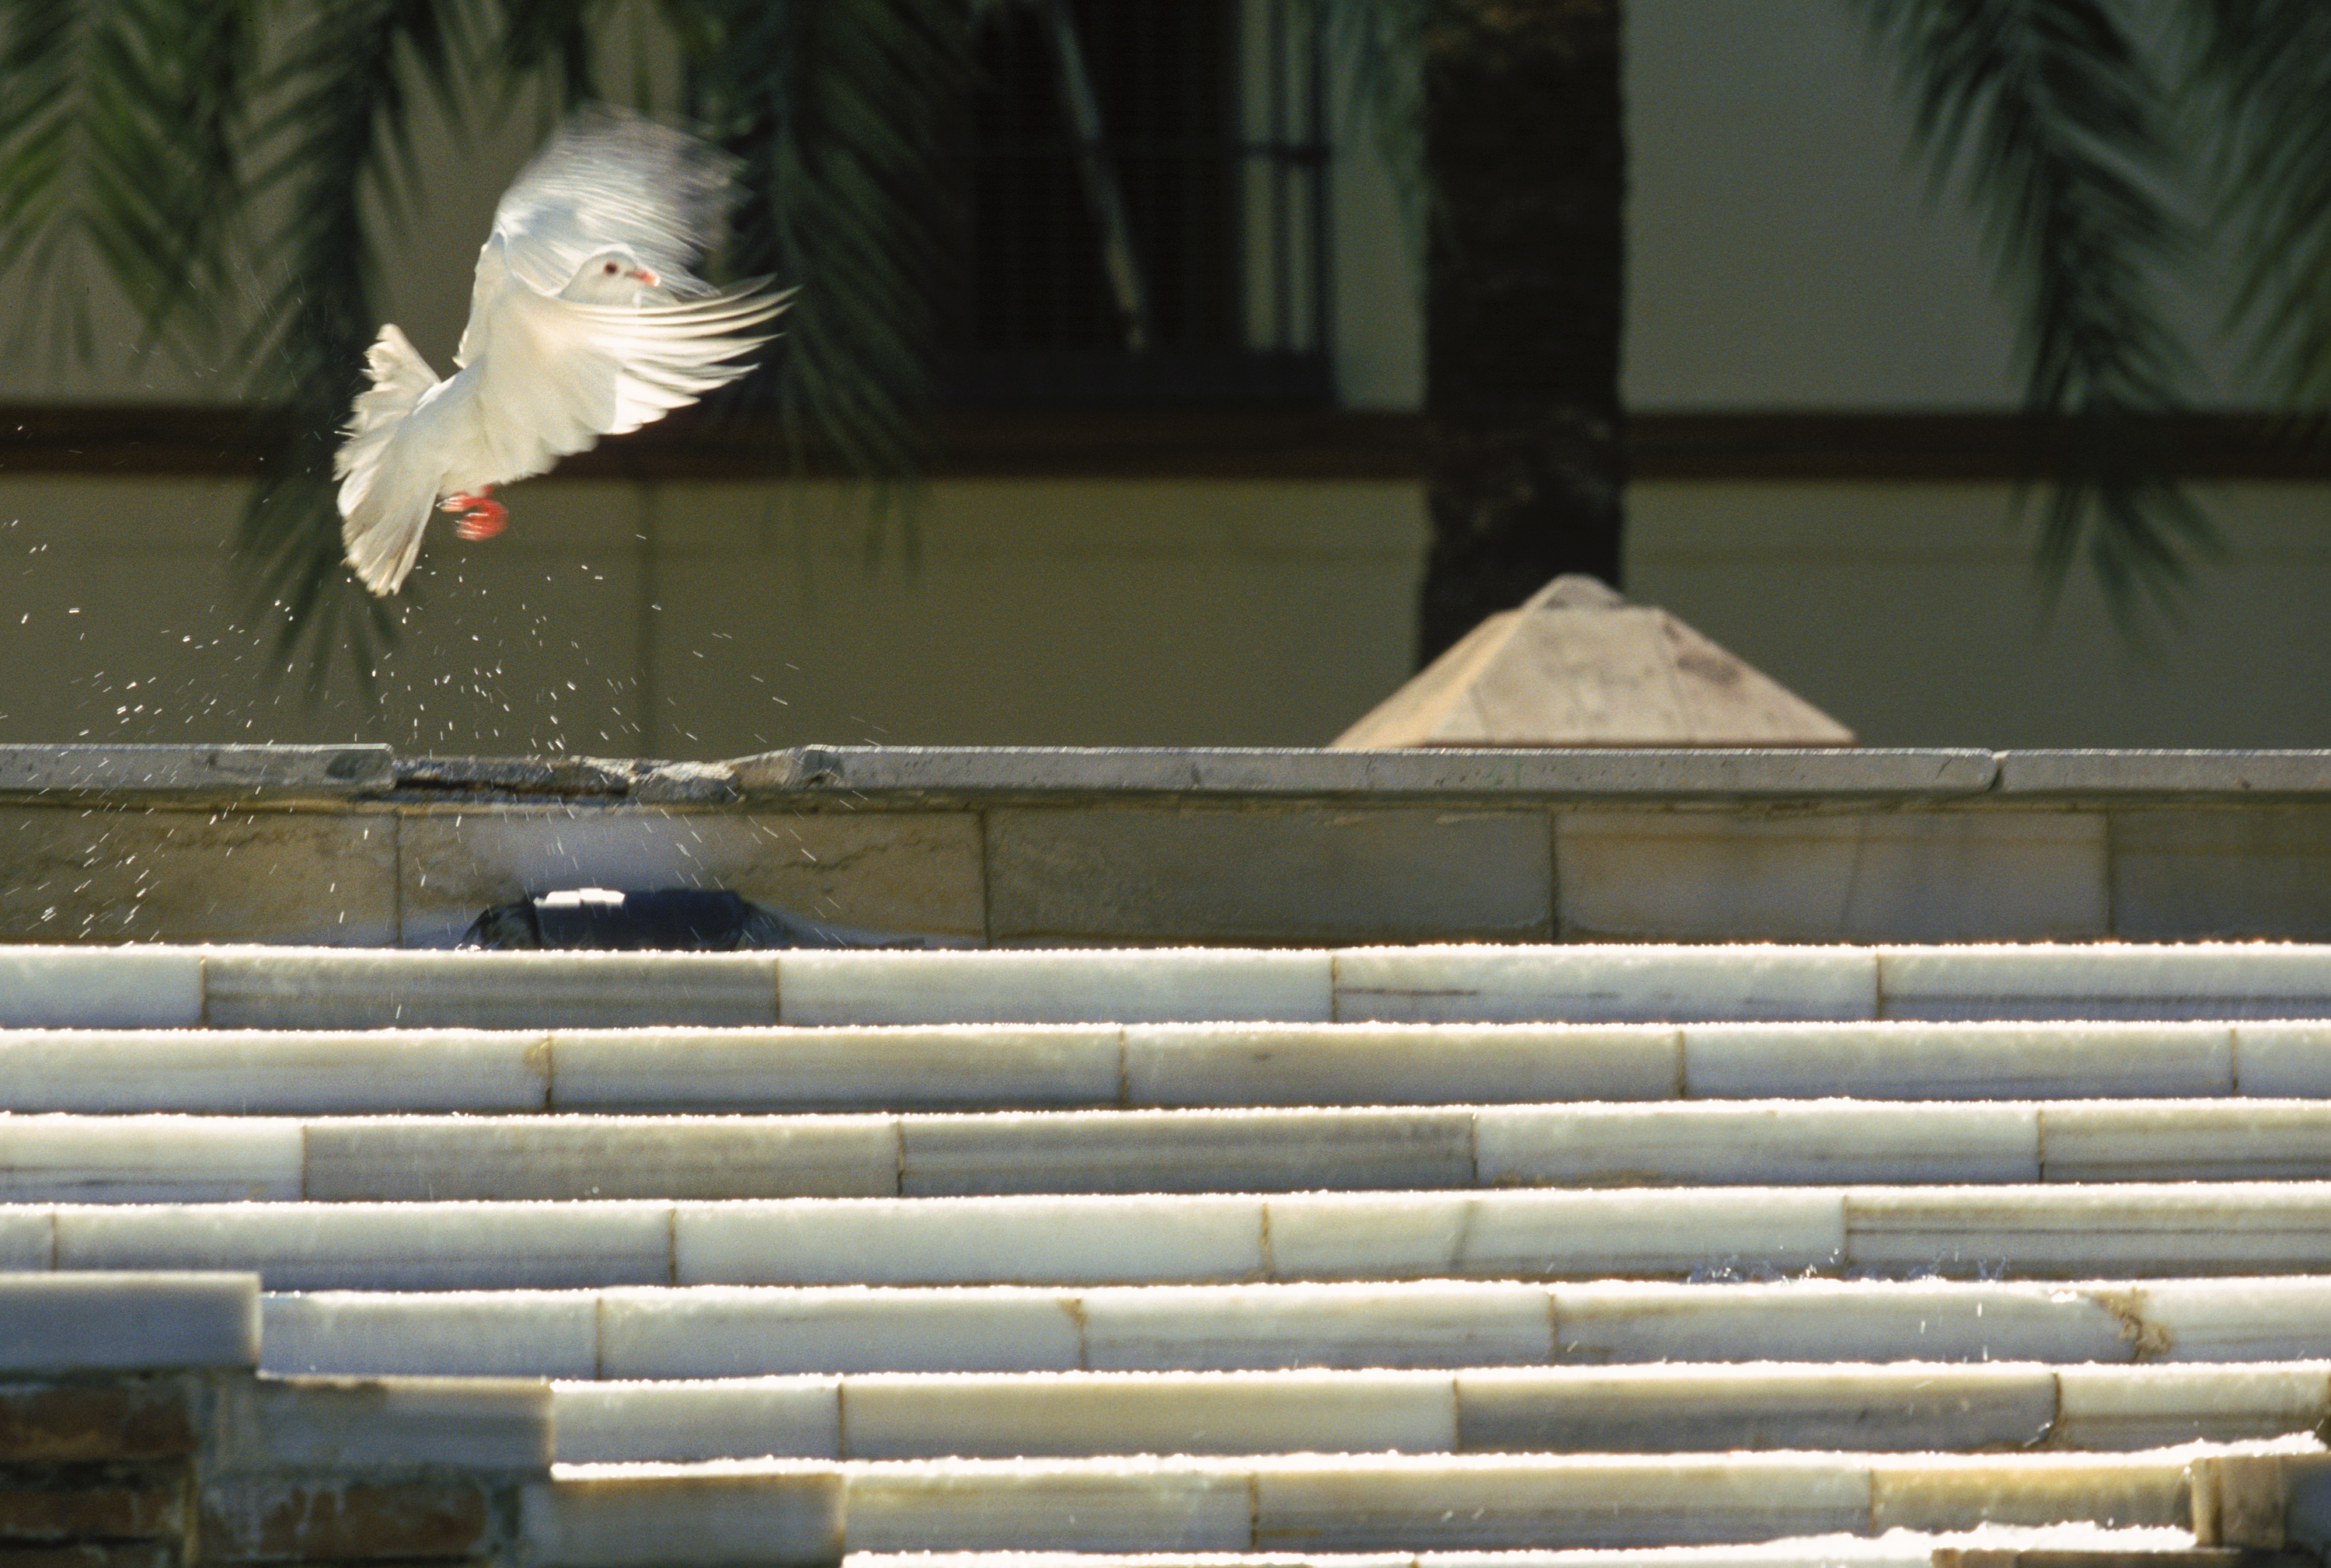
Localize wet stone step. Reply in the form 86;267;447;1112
2;1019;2313;1113
257;1277;2331;1379
29;1101;2331;1200
19;943;2331;1030
522;1444;2262;1559
18;1186;2331;1290
542;1362;2331;1464
837;1542;2214;1568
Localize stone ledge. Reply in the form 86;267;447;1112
391;754;740;806
19;745;2331;811
0;1275;259;1372
2002;751;2331;799
731;746;2005;803
0;746;392;803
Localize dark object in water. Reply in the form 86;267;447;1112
461;887;932;950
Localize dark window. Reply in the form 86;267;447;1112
946;0;1332;403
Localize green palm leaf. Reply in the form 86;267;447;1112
0;0;966;688
2184;0;2331;410
234;0;484;688
682;0;964;488
81;0;260;358
1846;0;2219;629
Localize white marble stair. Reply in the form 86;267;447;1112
22;941;2331;1030
542;1362;2331;1462
23;1099;2331;1200
15;940;2331;1563
835;1542;2221;1568
10;1019;2311;1112
249;1277;2331;1379
525;1446;2270;1556
23;1184;2331;1288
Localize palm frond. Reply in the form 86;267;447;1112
1312;0;1431;230
501;0;610;106
0;0;267;365
2182;0;2331;408
235;0;486;685
684;0;967;488
0;2;130;364
79;0;262;359
0;0;982;683
1846;0;2218;630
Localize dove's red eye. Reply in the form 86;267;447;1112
601;261;619;274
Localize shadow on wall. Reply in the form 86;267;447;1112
0;476;1426;754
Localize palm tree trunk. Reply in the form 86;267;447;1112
1417;0;1625;665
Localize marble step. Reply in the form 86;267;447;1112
2;1019;2319;1115
542;1361;2331;1463
27;1099;2331;1202
521;1443;2301;1559
838;1543;2215;1568
0;1269;259;1370
29;1185;2331;1290
258;1276;2331;1378
23;942;2331;1032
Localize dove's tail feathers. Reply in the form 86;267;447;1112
336;324;439;479
336;323;445;597
340;458;441;598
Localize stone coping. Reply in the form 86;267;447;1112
12;744;2331;807
0;1271;260;1370
17;745;2331;947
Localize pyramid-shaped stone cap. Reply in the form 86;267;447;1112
1332;575;1855;748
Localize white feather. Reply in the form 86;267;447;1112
335;107;788;598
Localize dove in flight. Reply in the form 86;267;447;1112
336;106;788;597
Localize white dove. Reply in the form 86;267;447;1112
336;106;788;597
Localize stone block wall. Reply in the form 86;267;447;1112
0;1275;547;1567
18;744;2331;947
0;1374;200;1567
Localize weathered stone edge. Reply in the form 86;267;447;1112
0;1272;260;1371
1997;750;2331;796
732;746;2005;801
0;747;742;806
12;744;2331;806
740;746;2331;802
0;744;395;802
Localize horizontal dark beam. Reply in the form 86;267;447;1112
1630;411;2331;482
0;404;2326;481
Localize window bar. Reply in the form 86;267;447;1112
1270;0;1292;351
1305;0;1331;358
1045;0;1154;354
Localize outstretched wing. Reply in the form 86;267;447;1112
448;105;789;485
461;267;790;484
462;106;739;360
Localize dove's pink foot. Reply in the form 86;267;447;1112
441;490;507;542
